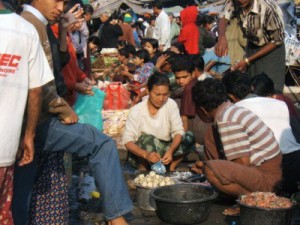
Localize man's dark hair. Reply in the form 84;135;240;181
222;70;251;100
171;56;194;74
152;0;163;9
147;71;170;91
134;49;150;63
83;4;94;15
192;78;228;112
251;73;275;97
190;54;204;72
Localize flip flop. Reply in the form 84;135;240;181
222;204;240;217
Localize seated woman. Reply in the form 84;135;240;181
122;72;195;171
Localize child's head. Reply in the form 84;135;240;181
133;49;150;66
124;44;136;59
118;48;129;62
142;38;158;58
126;62;136;74
88;36;100;53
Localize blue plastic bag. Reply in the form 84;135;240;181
74;87;105;130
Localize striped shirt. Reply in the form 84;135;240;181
220;0;285;46
216;102;280;166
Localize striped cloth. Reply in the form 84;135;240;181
216;102;280;166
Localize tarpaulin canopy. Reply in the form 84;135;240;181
93;0;153;17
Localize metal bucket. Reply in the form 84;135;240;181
136;185;156;211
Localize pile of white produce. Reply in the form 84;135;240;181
134;171;175;188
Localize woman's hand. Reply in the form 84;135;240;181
145;152;161;164
162;151;173;165
191;161;204;174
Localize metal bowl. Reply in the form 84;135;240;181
150;184;218;225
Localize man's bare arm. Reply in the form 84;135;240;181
19;87;42;166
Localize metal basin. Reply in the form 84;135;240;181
136;184;156;211
150;184;218;225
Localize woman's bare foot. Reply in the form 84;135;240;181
222;204;240;216
107;216;128;225
169;155;185;171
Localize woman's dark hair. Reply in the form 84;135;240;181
147;71;171;91
192;78;228;112
88;36;100;47
251;73;275;97
118;48;129;58
134;49;150;63
83;4;94;15
222;71;251;100
171;56;194;74
190;54;204;71
142;38;159;49
171;42;187;55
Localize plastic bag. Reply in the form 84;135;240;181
102;109;130;148
103;82;131;110
74;87;105;130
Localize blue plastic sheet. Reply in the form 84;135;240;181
74;87;105;130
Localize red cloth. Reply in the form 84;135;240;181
178;6;199;55
0;166;14;225
51;24;87;106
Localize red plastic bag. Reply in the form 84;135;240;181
103;82;131;110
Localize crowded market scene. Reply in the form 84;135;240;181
0;0;300;224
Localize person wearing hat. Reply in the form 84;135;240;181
118;13;135;47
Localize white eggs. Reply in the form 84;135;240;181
134;171;175;188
